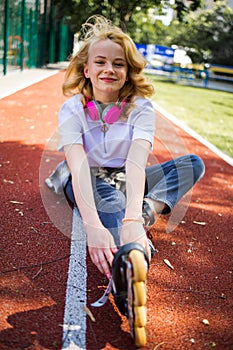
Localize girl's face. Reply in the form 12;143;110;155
84;39;128;103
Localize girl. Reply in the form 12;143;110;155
46;15;205;347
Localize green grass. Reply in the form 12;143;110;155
148;75;233;158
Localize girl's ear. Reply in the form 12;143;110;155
83;65;89;78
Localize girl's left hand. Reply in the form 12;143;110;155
120;222;151;261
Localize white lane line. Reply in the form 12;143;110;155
62;207;87;350
153;102;233;166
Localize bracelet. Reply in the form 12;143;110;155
122;217;144;224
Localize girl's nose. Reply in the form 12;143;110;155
104;62;114;72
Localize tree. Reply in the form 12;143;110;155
129;10;170;45
52;0;157;33
167;1;233;66
52;0;202;35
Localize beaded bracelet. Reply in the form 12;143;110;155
122;217;144;224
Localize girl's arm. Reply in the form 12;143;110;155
64;144;117;276
121;139;151;259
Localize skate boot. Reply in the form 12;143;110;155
111;242;149;348
45;160;70;194
142;200;155;227
143;200;158;257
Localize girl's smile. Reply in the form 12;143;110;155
100;77;117;82
84;39;128;103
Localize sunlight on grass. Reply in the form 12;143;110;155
149;76;233;158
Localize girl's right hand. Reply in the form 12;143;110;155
120;221;151;262
84;223;118;277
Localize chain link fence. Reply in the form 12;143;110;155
1;0;73;75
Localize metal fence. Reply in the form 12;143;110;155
1;0;73;75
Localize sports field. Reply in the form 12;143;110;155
150;75;233;158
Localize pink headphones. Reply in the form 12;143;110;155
86;98;127;124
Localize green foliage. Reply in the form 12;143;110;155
51;0;232;66
52;0;202;34
167;1;233;66
130;11;170;44
173;0;202;20
52;0;157;33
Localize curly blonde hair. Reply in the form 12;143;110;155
62;15;154;102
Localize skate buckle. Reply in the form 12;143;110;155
91;278;112;307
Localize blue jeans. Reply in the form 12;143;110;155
65;154;205;245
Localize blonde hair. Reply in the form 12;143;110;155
62;15;154;101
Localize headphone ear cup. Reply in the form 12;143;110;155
103;105;121;124
86;99;127;123
103;101;127;124
86;100;102;120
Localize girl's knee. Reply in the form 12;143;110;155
190;154;205;182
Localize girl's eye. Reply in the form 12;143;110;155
94;60;126;67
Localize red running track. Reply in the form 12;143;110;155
0;71;232;350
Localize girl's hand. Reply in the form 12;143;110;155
120;222;151;261
85;223;118;277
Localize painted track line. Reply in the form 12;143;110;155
62;207;87;349
153;102;233;166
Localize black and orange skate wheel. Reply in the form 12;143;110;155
129;250;147;282
134;326;147;348
133;282;147;306
128;249;148;348
134;305;147;327
111;243;149;348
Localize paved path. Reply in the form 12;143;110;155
0;62;69;99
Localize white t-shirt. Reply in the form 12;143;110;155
58;94;155;167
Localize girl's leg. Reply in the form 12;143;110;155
145;154;205;215
64;176;125;246
92;177;126;246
